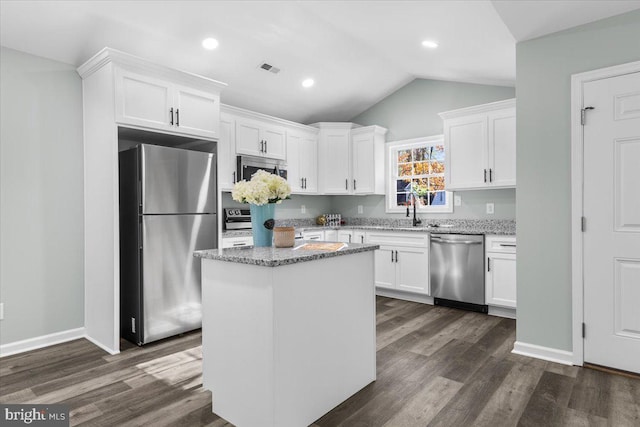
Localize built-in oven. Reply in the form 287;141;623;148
237;155;287;182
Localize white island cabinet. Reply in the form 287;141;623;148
195;243;378;427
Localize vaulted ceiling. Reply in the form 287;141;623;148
2;1;638;123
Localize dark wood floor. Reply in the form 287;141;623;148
1;297;639;426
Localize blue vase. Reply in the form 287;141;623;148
250;203;275;247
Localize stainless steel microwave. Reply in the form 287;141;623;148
236;155;287;182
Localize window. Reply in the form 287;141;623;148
386;135;453;213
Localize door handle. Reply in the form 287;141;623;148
391;250;394;263
232;171;236;184
499;243;516;247
489;168;492;182
264;140;267;153
176;109;179;126
484;169;487;183
260;140;264;153
487;257;491;272
361;235;364;243
170;108;174;125
354;179;357;191
395;250;398;262
345;179;348;190
433;239;482;245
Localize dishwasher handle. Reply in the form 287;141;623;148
431;237;482;245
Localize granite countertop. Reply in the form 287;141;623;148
195;241;380;267
221;219;515;238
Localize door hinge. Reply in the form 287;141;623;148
582;322;585;338
581;106;595;126
581;216;586;232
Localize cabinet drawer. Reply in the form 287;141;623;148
222;236;253;248
367;232;428;248
485;235;516;254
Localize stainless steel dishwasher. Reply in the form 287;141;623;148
430;234;487;313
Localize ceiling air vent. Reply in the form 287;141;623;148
258;62;281;74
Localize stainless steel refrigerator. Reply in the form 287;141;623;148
119;144;217;345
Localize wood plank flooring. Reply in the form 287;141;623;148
1;296;639;426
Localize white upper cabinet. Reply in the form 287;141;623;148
316;123;387;195
218;112;236;191
317;124;353;194
287;129;319;194
235;117;286;160
115;69;222;140
439;99;515;190
351;126;387;195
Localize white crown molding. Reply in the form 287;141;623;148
310;122;362;130
0;327;86;358
221;104;319;134
512;341;574;366
351;125;388;136
77;47;227;93
438;98;516;120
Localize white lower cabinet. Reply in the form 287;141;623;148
367;232;430;295
485;235;517;308
302;230;324;241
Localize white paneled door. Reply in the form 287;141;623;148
583;71;640;374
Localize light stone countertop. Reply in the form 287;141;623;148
221;219;516;239
195;241;380;267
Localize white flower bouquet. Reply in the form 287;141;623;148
231;170;291;205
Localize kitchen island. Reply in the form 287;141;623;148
194;241;380;427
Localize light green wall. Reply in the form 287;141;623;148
0;47;84;345
347;78;516;220
516;10;640;351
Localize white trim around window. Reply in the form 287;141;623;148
385;135;453;214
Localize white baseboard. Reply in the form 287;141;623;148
84;334;120;355
512;341;574;366
488;306;516;319
0;327;86;358
376;288;434;305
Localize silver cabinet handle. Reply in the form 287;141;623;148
484;169;487;183
176;108;179;126
345;179;348;190
232;242;246;247
232;171;236;184
489;168;492;182
487;257;491;271
170;108;174;125
354;179;357;191
499;243;516;247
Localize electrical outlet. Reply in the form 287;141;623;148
358;205;363;214
486;203;495;214
301;205;306;214
454;195;461;206
0;303;4;320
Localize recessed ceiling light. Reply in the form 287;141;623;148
421;40;439;49
302;78;314;88
202;38;219;50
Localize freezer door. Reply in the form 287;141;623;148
141;144;216;214
141;213;217;344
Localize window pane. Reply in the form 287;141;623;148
430;160;444;174
412;178;428;196
414;161;429;175
397;149;412;163
429;176;445;191
397;163;412;177
412;147;427;161
430;191;446;206
431;145;445;161
396;179;411;192
396;193;410;207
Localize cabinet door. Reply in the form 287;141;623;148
374;246;396;289
486;253;517;308
444;115;488;190
352;132;375;194
337;230;353;243
236;118;263;157
299;134;318;193
396;247;430;294
286;132;303;193
218;113;236;191
262;125;286;160
115;69;173;131
320;129;351;194
353;231;366;244
303;230;324;241
324;229;338;241
174;85;220;139
488;109;516;188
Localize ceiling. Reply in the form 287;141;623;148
1;1;638;124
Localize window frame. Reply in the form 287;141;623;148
385;135;453;214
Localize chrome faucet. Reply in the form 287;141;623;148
406;193;422;227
